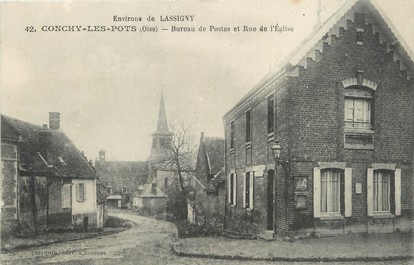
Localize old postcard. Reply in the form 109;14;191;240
1;0;413;264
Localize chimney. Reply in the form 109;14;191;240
200;132;204;143
151;182;157;195
49;112;61;130
39;126;52;161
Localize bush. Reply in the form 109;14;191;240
166;186;189;221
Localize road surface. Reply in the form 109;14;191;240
1;210;410;265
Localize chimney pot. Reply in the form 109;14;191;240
49;112;61;130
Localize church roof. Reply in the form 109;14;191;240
155;90;170;135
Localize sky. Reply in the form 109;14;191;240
1;0;414;162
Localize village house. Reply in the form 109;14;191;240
1;113;107;236
132;181;168;216
223;0;413;239
95;150;148;209
187;133;225;233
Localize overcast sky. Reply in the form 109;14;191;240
1;0;413;162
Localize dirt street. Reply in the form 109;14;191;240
1;210;411;265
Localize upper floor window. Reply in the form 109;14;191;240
345;98;372;130
344;86;374;130
230;121;235;150
267;96;274;134
245;110;251;143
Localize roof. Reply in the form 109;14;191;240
224;0;414;119
155;90;170;135
107;194;122;200
204;137;224;175
139;183;168;198
205;167;225;193
95;160;149;192
1;115;98;179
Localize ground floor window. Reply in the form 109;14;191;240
367;166;401;217
244;172;254;209
314;165;352;218
373;170;393;213
228;173;236;206
320;169;341;214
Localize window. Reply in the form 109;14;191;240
77;183;85;202
61;184;71;208
245;110;251;143
244;172;254;209
230;121;235;150
313;165;352;218
267;96;274;134
320;169;342;214
122;186;127;193
373;170;392;212
367;166;401;217
160;137;171;149
345;98;372;130
164;177;169;188
228;173;236;205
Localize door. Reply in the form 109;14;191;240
267;170;274;230
83;217;89;231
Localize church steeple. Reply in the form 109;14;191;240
148;90;172;162
156;90;170;134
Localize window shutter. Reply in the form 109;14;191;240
367;168;374;217
76;184;80;202
344;168;352;217
242;173;246;208
395;169;401;216
83;183;87;201
313;167;321;218
233;174;237;206
250;173;254;209
228;174;231;204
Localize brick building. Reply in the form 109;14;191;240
223;0;413;238
1;113;105;235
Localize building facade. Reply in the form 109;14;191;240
190;133;225;232
1;113;105;235
223;0;413;238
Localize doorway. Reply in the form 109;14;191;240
83;217;89;231
267;170;274;230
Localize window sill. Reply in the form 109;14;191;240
319;214;344;220
344;128;374;134
372;213;394;219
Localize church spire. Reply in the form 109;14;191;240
155;90;169;134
